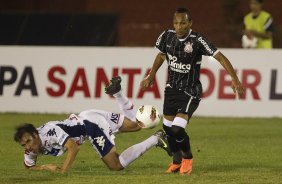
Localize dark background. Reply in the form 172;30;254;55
0;0;281;47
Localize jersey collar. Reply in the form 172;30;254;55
178;29;192;42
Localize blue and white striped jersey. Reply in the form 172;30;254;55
24;110;124;167
24;114;85;167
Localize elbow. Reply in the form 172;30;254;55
65;138;80;154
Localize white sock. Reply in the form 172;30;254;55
113;90;136;121
118;135;158;168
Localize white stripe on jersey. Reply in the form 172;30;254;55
167;30;176;33
264;17;273;30
212;49;219;57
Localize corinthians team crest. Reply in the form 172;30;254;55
184;42;193;53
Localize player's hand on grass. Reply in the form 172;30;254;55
41;164;62;173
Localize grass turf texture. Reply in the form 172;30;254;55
0;113;281;184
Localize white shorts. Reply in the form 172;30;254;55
79;109;124;134
78;109;125;157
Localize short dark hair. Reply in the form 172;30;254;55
255;0;263;4
175;7;192;21
14;123;38;142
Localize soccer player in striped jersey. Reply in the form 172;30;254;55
140;7;244;175
14;76;171;173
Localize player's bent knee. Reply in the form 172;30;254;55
102;147;124;171
107;162;124;171
171;125;186;139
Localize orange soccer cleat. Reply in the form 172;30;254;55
165;163;181;173
179;159;193;175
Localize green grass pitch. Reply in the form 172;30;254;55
0;113;281;184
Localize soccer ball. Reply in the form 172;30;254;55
136;105;161;129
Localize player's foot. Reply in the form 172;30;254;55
165;163;181;173
179;159;193;175
105;76;122;95
154;129;172;157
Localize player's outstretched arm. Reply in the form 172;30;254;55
213;51;245;98
60;138;79;173
25;140;79;173
140;53;166;90
119;117;142;132
244;29;272;39
27;164;61;172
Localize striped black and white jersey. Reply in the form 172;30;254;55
156;29;219;98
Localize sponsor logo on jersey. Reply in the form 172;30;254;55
167;53;191;73
198;37;214;55
47;128;57;137
156;31;165;46
184;42;193;53
110;113;120;124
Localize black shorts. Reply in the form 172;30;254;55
163;87;200;118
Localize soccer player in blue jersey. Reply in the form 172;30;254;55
14;77;171;173
140;8;244;175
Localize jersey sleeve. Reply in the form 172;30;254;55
24;151;37;167
264;17;273;32
197;34;218;57
155;30;168;54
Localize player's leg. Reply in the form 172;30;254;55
118;129;171;168
102;130;171;170
162;87;182;173
171;114;192;175
163;115;182;173
105;76;136;121
101;147;124;170
79;111;123;170
82;116;128;170
172;97;200;175
83;111;170;170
